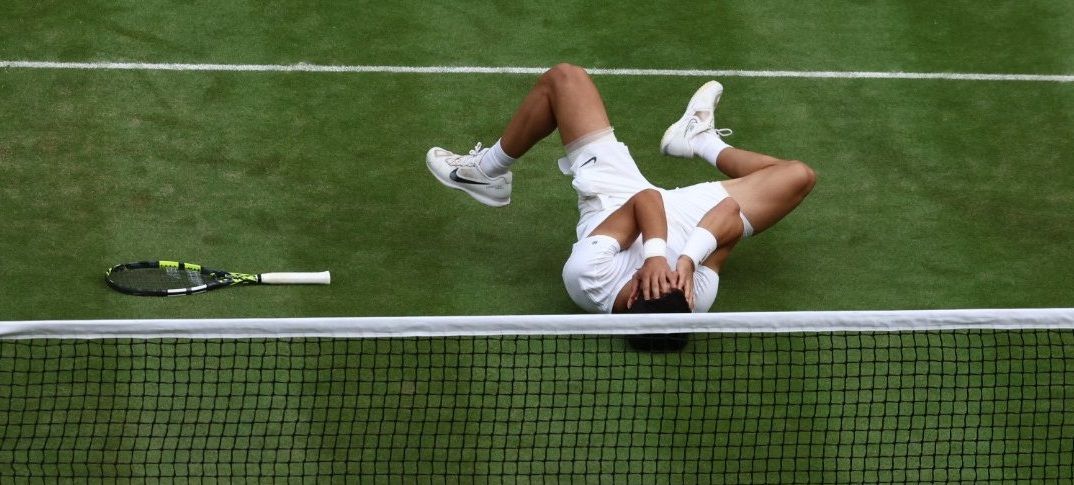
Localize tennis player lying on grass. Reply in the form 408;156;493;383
427;63;815;317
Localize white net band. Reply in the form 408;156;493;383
3;308;1073;339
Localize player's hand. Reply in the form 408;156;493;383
631;257;675;305
674;256;696;310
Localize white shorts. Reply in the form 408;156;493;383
558;139;728;313
557;139;657;239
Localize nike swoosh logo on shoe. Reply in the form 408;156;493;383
684;117;699;134
449;169;490;185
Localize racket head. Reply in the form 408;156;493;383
105;261;256;296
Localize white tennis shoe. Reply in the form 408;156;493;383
426;143;513;207
660;80;733;159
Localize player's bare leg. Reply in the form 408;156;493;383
427;63;612;206
663;152;813;311
661;80;816;235
719;150;816;235
498;63;612;156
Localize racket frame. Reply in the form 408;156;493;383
105;260;260;297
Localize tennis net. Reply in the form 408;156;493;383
1;311;1072;482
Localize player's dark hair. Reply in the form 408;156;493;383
626;290;691;352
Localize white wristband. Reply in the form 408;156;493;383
642;238;667;260
680;228;718;268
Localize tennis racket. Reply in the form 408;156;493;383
105;260;331;296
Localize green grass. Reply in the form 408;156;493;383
1;1;1073;482
3;1;1073;73
2;70;1073;318
2;2;1073;319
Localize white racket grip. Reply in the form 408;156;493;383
258;271;331;285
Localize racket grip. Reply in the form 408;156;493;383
259;271;331;285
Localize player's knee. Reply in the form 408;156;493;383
630;188;662;205
545;63;591;90
785;160;817;196
549;62;588;77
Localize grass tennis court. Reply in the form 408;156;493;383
2;1;1073;482
2;1;1073;319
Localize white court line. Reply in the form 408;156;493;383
2;60;1074;82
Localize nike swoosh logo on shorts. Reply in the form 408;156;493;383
449;169;489;185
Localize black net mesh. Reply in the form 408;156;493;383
0;331;1071;482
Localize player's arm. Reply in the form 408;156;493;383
587;188;674;304
674;198;747;308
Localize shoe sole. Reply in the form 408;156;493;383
426;148;511;207
659;80;724;156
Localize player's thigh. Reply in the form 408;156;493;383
721;162;814;235
543;64;612;144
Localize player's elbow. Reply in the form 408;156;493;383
702;198;745;245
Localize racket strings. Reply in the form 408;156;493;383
111;267;223;292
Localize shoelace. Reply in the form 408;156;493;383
447;143;487;167
692;112;733;138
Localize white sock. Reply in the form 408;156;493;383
690;131;731;166
478;139;516;177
